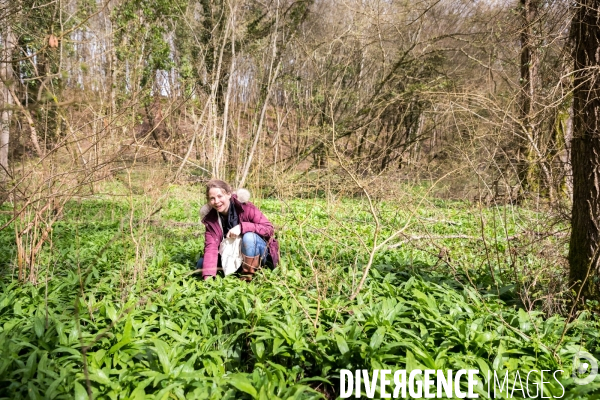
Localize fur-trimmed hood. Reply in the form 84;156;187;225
199;188;250;220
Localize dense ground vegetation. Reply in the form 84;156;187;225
1;183;599;399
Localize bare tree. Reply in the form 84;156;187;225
0;0;15;180
518;0;541;197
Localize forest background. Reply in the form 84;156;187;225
2;0;600;398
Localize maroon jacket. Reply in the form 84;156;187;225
200;193;279;278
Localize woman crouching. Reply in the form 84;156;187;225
197;179;279;281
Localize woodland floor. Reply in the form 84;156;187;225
0;184;599;399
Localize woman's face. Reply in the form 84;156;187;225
208;188;231;214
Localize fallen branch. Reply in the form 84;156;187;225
389;229;569;248
389;234;480;248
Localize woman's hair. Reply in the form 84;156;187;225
205;179;232;200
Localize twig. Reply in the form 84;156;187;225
388;234;480;248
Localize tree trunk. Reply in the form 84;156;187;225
560;104;574;199
569;0;600;302
517;0;540;198
0;21;14;178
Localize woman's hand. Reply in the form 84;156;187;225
227;224;241;238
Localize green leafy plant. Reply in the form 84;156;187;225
0;188;597;399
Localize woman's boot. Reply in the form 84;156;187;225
240;255;260;281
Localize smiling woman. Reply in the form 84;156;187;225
197;179;279;281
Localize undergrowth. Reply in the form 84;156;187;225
0;185;598;399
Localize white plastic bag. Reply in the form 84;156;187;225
219;237;242;276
